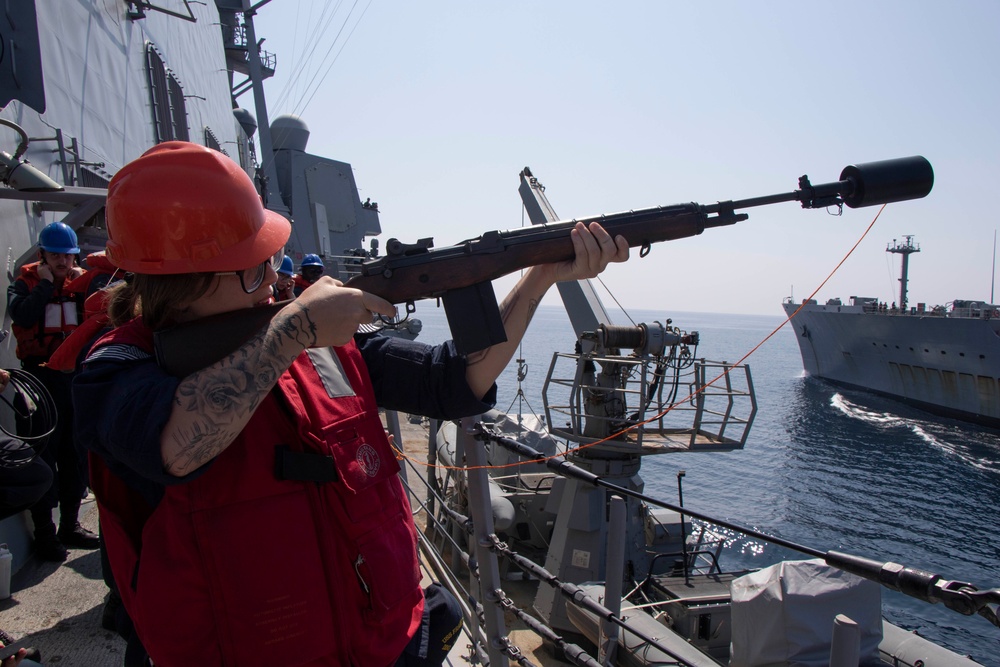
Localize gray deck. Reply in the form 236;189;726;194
0;498;127;665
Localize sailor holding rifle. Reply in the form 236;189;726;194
72;141;628;666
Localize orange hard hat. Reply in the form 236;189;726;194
105;141;290;274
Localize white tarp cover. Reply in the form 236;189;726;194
729;558;883;667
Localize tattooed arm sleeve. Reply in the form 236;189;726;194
159;303;319;477
462;266;554;400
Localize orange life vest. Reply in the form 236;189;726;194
11;263;83;361
45;252;121;372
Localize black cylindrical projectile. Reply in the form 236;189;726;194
839;155;934;208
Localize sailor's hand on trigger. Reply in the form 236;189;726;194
292;276;396;348
0;369;9;393
550;221;629;283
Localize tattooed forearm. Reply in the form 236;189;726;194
162;306;312;476
525;295;540;325
463;265;556;400
466;289;540;367
278;304;320;348
466;291;519;366
166;422;232;472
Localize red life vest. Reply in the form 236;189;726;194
62;250;118;300
11;263;83;361
293;274;311;289
88;319;423;667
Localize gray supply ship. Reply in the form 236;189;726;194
783;236;1000;427
0;3;997;665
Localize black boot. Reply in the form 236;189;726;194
102;589;123;632
58;499;101;549
32;516;68;562
58;521;101;549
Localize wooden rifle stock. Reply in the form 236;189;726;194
343;203;734;304
153;155;934;375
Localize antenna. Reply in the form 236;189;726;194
992;230;997;304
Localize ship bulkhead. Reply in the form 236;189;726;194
0;0;254;368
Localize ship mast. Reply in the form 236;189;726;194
887;235;920;311
239;0;289;217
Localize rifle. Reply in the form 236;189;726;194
154;156;933;377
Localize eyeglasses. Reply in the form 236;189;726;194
217;249;284;294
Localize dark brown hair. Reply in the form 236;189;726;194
107;273;218;330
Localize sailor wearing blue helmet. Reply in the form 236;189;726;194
294;253;325;296
6;221;99;561
275;254;295;300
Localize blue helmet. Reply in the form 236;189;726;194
300;254;325;268
278;254;294;276
38;222;80;254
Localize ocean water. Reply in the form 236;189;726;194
406;301;1000;665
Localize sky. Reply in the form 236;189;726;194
252;1;1000;316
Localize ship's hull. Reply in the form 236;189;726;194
783;302;1000;427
